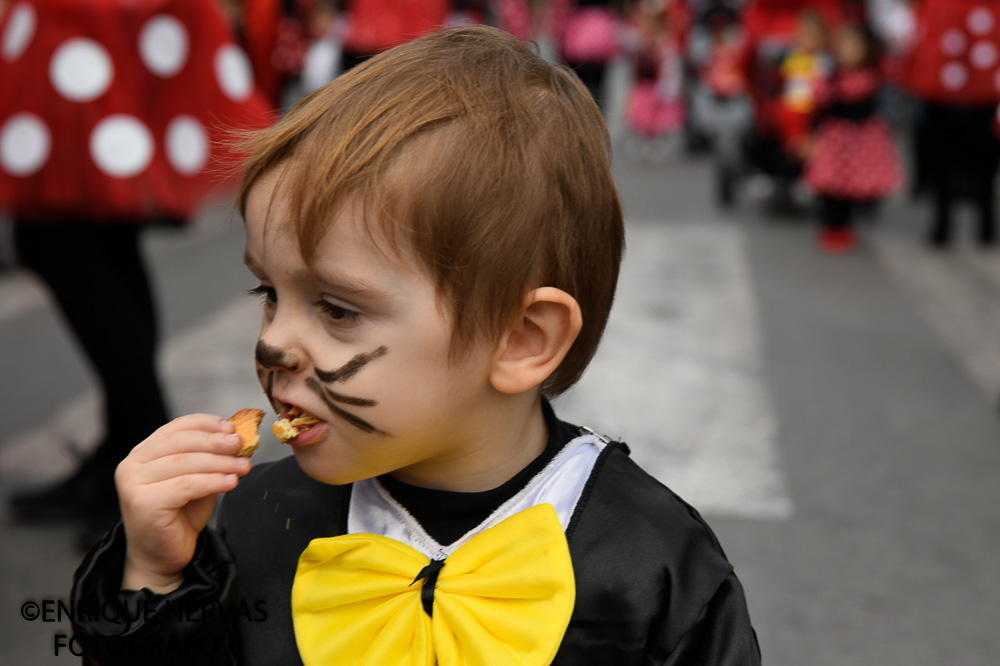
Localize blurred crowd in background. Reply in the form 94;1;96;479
211;0;998;256
3;0;999;251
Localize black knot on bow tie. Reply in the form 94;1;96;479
410;558;446;617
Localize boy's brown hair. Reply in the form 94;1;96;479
236;25;624;396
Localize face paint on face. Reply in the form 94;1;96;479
320;389;376;407
256;340;297;370
315;346;388;383
257;366;278;413
305;377;387;436
256;341;295;413
304;346;387;432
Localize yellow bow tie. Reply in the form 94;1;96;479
291;503;576;666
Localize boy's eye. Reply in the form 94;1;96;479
316;300;359;324
247;285;277;305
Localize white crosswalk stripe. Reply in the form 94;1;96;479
555;220;794;520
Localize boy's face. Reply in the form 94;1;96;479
243;170;499;486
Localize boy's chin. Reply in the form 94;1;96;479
291;449;372;487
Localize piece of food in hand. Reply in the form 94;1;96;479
228;408;265;457
273;406;321;444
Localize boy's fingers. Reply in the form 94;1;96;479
155;473;241;509
133;452;251;485
132;430;244;462
125;473;241;513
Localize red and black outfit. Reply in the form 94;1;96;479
804;67;904;234
902;0;1000;247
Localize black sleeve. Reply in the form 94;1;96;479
654;572;762;666
69;522;242;666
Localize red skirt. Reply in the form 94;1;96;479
804;117;905;200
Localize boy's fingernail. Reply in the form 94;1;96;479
225;434;243;446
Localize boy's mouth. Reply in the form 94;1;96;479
273;405;322;445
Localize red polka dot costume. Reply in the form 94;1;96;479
0;0;275;222
804;68;904;200
904;0;1000;106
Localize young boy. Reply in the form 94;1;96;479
71;25;761;665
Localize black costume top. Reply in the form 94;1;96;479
71;407;761;665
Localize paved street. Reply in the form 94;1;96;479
2;128;1000;663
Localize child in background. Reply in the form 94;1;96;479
776;9;831;160
559;0;623;111
804;22;904;252
623;0;688;158
697;6;752;204
299;0;350;94
70;26;760;665
495;0;569;63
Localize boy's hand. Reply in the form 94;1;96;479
117;414;252;593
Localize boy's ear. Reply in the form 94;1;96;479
490;287;583;394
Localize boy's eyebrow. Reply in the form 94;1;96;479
311;271;393;302
243;249;393;301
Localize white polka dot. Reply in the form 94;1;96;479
940;29;967;57
967;7;995;35
941;62;969;90
214;44;253;102
165;115;208;175
0;113;50;176
139;14;189;77
50;38;113;102
2;2;35;62
971;41;998;69
90;115;154;177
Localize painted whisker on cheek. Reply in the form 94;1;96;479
255;356;280;413
323;388;377;407
315;346;388;383
306;377;387;436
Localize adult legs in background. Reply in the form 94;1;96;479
9;222;169;531
925;104;1000;248
930;171;956;248
973;166;997;247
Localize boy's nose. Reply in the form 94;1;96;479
255;339;301;372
